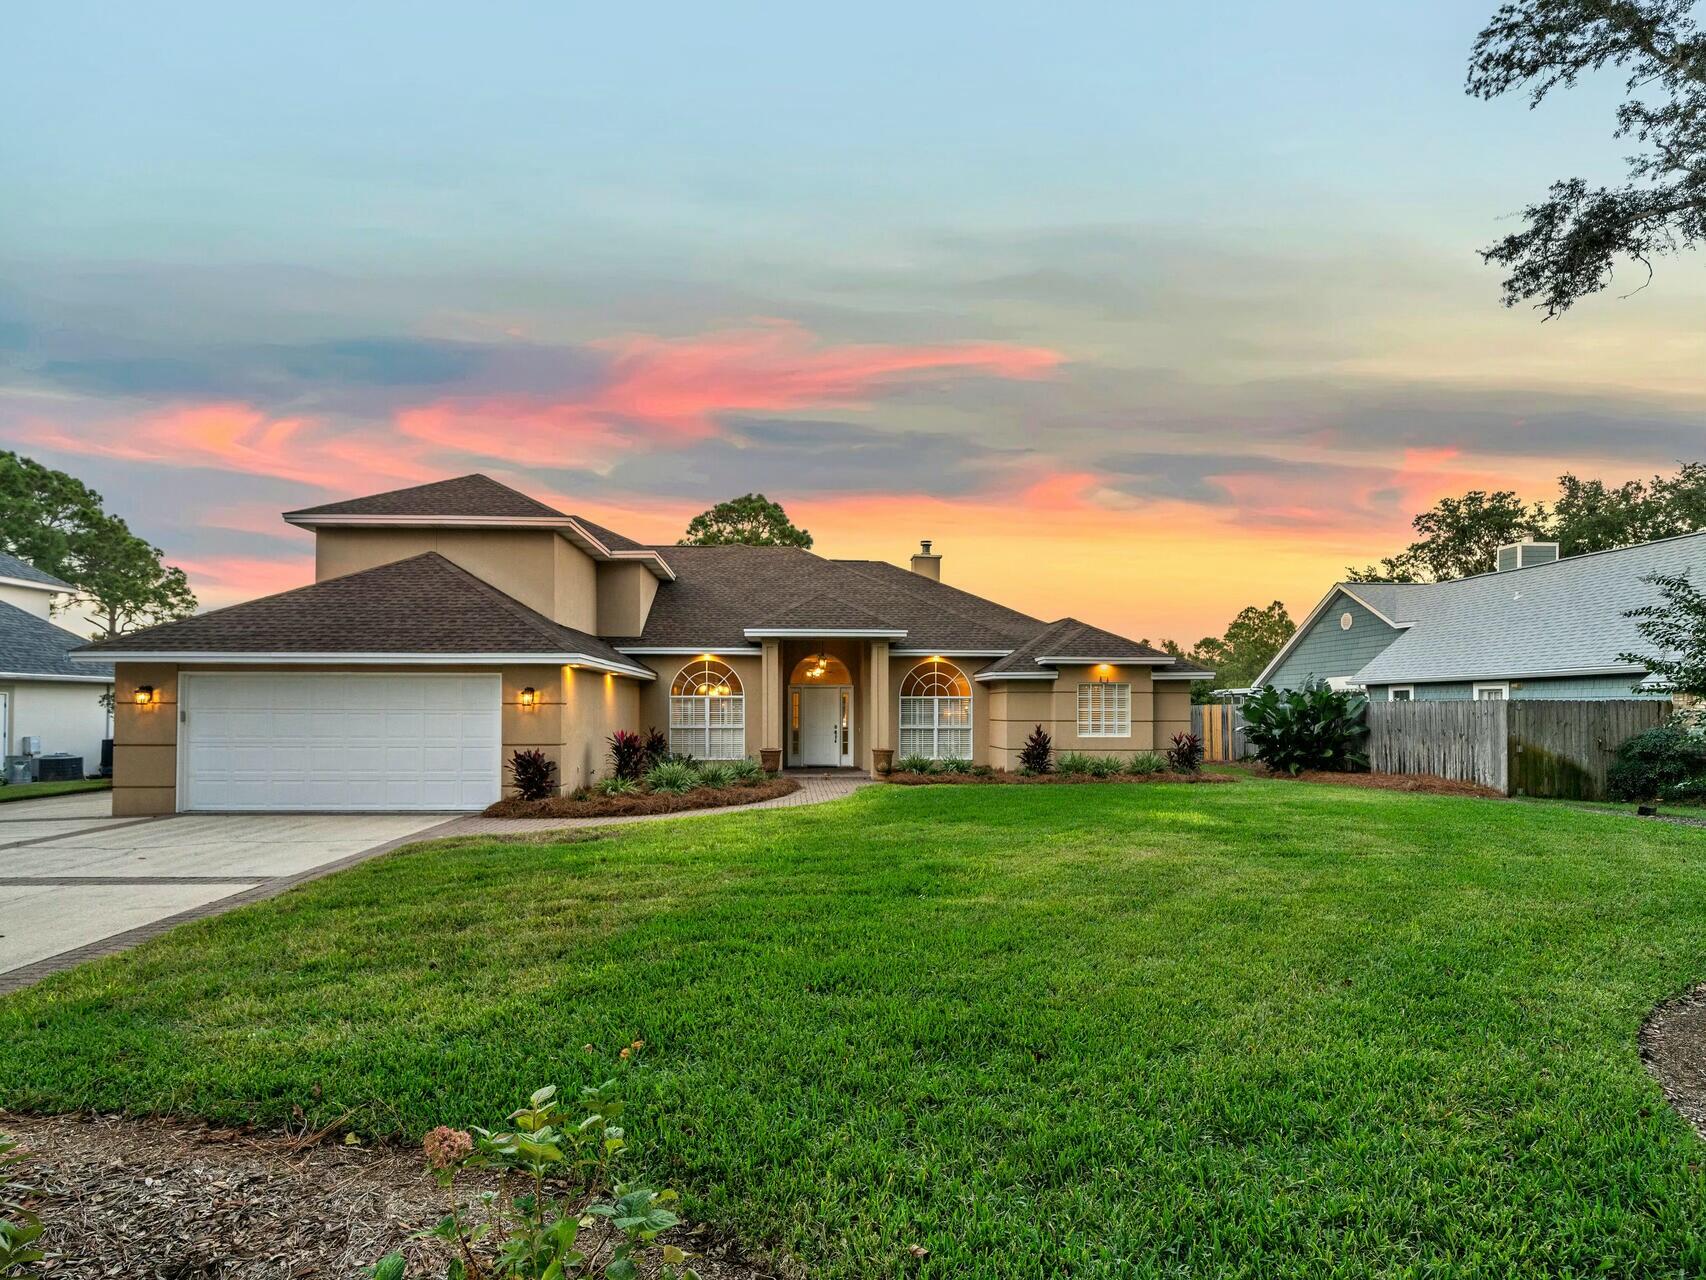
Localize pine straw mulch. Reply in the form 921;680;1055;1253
884;770;1235;786
1;1112;780;1280
483;777;798;820
1260;768;1505;799
1641;984;1706;1143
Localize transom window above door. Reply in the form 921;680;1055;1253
670;658;745;759
899;659;972;760
789;654;851;684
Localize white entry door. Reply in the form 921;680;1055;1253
180;672;501;812
794;685;852;767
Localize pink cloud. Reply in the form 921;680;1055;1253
173;553;314;606
397;321;1063;466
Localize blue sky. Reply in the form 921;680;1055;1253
3;2;1701;638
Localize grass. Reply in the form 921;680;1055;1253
0;778;109;803
5;779;1706;1277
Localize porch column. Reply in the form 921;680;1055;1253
869;639;891;775
761;639;783;753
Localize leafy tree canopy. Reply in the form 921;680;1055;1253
1469;0;1706;316
679;493;813;548
1145;600;1297;698
1350;463;1706;583
1621;571;1706;697
0;450;196;637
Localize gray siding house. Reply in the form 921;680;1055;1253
1257;534;1702;701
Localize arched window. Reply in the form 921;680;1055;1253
899;660;972;760
670;659;745;759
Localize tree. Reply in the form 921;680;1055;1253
0;450;196;637
1192;601;1297;692
1621;571;1706;696
1468;0;1706;317
1350;490;1547;583
679;494;812;548
1350;464;1706;583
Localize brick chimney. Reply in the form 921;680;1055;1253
910;539;941;581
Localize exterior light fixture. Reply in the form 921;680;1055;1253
133;685;155;706
1096;663;1113;683
520;687;537;709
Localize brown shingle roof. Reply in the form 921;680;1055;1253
285;474;569;521
748;592;904;634
978;618;1178;679
77;553;651;675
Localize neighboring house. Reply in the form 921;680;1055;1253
1258;534;1702;702
0;551;113;776
74;475;1212;815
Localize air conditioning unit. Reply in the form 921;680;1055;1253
18;735;40;757
35;754;85;783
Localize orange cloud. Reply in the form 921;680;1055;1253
30;402;440;490
173;553;314;608
397;321;1062;466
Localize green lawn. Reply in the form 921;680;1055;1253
0;777;109;803
4;780;1706;1277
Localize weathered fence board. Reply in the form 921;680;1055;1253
1368;698;1671;799
1507;699;1670;800
1193;701;1248;762
1368;700;1508;792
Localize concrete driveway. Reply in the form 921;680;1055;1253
0;793;455;992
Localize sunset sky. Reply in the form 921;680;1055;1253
6;2;1706;644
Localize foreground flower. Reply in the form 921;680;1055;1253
422;1125;473;1170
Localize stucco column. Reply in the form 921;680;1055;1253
869;639;891;774
761;639;782;752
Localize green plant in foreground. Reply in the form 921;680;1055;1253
1607;721;1706;803
372;1075;696;1280
728;758;766;784
0;1134;43;1279
694;762;737;790
1084;755;1124;778
938;756;974;775
645;760;699;794
595;777;640;798
1242;679;1367;775
1055;752;1093;776
895;754;937;774
1125;751;1167;775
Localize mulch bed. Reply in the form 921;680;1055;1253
1641;984;1706;1142
1269;769;1505;799
483;776;798;819
884;770;1235;786
1;1112;777;1279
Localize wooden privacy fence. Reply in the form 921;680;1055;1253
1192;700;1248;762
1367;699;1672;799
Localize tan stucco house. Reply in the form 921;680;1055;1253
75;475;1210;815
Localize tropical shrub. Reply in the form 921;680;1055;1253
1125;751;1167;775
0;1133;42;1279
507;749;558;802
646;760;700;793
1056;752;1093;776
1241;681;1367;774
939;756;975;774
642;727;670;767
896;754;938;774
695;761;737;789
595;776;640;797
1606;722;1706;802
1019;724;1053;775
608;730;649;782
1661;776;1706;806
370;1077;698;1280
1167;732;1205;774
1085;754;1124;778
728;758;767;784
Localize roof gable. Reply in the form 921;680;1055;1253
285;474;567;521
76;553;650;676
978;618;1176;679
0;550;73;593
0;599;110;679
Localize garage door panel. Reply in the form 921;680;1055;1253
183;674;500;812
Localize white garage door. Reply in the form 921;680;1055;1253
181;673;501;812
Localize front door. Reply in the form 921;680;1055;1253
792;684;853;767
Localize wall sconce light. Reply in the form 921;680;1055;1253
133;685;156;706
520;687;537;709
1095;663;1113;683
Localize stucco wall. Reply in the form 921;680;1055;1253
314;528;598;631
596;562;659;637
110;661;648;815
984;663;1161;769
1267;591;1400;689
1;679;111;775
0;583;55;619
